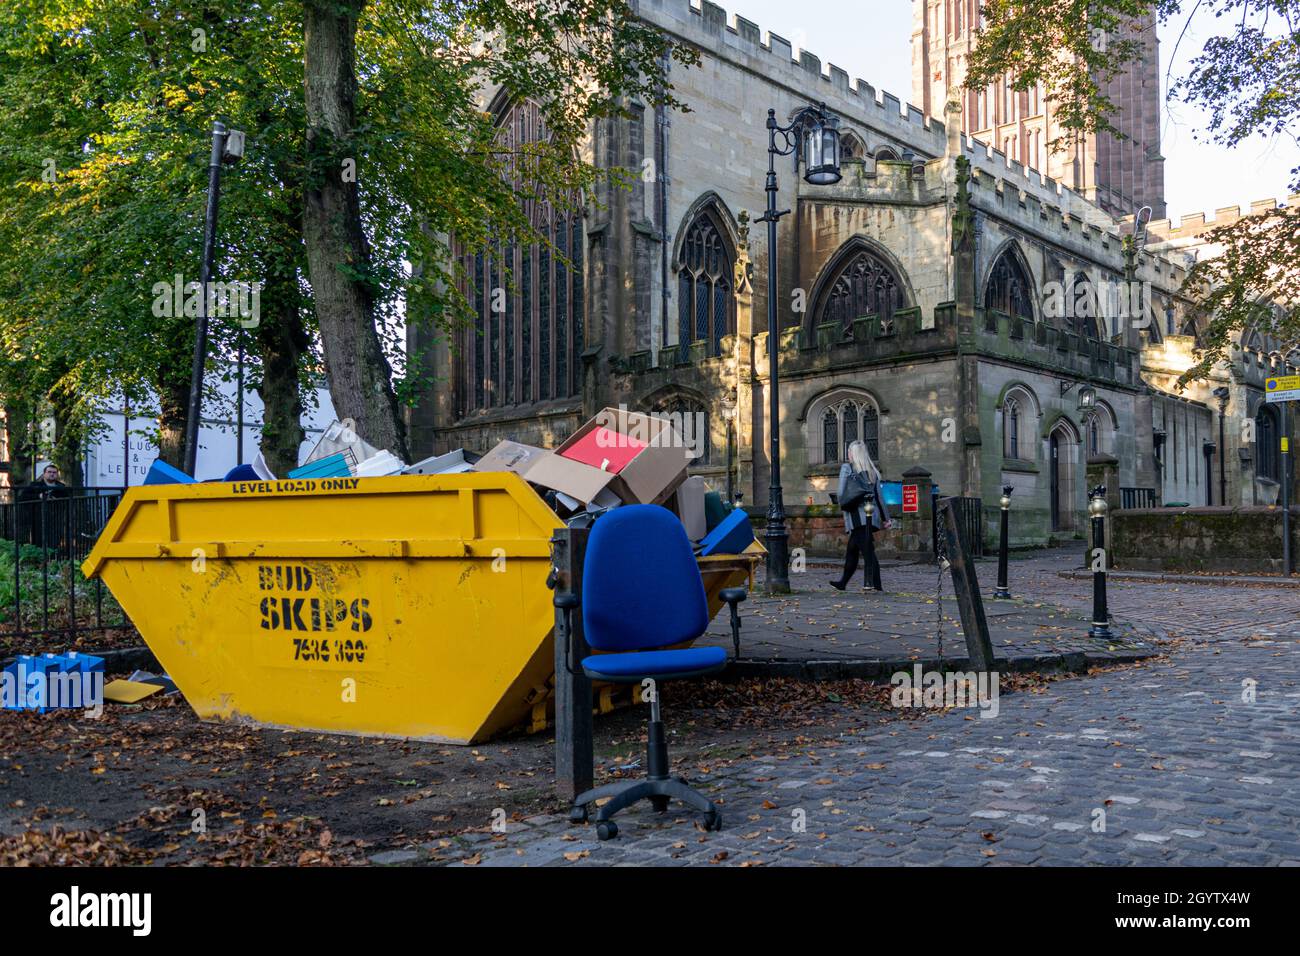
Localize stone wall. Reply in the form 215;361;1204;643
1112;506;1300;573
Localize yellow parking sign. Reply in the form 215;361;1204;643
1266;375;1300;403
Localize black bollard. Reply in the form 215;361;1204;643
994;485;1012;599
1088;486;1113;640
863;492;882;592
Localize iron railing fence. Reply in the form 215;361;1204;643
1;488;129;641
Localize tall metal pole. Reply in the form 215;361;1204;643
122;399;130;488
183;120;229;476
236;345;245;465
1283;401;1293;576
762;110;790;593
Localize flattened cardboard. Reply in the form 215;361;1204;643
555;407;691;505
103;679;164;704
472;440;547;478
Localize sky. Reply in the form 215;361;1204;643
721;0;1298;222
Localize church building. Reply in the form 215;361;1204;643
407;0;1298;553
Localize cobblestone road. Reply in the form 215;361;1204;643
440;553;1300;866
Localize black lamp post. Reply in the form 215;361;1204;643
863;492;881;592
183;120;246;477
758;103;842;592
994;485;1013;599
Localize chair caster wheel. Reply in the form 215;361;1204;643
569;805;588;824
596;821;619;841
650;795;670;813
703;809;723;832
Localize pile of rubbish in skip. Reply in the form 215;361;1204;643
140;407;756;558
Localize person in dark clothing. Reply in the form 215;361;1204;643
830;440;891;592
19;464;70;549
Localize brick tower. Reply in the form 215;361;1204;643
912;0;1166;219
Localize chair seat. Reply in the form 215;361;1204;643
581;646;728;683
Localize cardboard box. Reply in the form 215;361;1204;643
523;451;624;506
471;440;547;478
554;408;691;505
558;426;646;474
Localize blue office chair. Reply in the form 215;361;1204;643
556;505;746;840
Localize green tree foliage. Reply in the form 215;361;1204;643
1;0;695;475
965;0;1300;381
302;0;697;453
0;0;312;473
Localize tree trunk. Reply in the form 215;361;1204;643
257;290;310;476
4;402;34;486
157;378;189;470
49;385;86;488
302;0;408;460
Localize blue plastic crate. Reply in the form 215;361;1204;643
2;654;60;711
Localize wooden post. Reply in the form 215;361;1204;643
938;496;997;673
550;526;593;801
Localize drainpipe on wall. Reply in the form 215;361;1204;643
656;47;671;359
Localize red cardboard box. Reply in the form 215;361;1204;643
557;426;645;474
554;407;692;505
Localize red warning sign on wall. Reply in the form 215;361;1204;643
902;485;919;514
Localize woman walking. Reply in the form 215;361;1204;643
831;440;891;591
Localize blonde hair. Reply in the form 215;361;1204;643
847;440;878;480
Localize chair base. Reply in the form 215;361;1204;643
569;717;721;840
570;777;722;840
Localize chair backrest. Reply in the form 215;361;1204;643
581;505;709;652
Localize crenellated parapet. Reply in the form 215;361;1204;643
1141;195;1300;243
641;0;948;156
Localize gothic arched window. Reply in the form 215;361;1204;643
1001;386;1039;459
457;99;584;414
814;394;880;465
819;247;904;335
1084;412;1100;456
651;394;711;466
676;209;734;359
1068;273;1102;339
1004;398;1021;458
985;246;1034;320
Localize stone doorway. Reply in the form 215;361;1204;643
1049;422;1079;532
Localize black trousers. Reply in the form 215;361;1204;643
839;518;883;590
